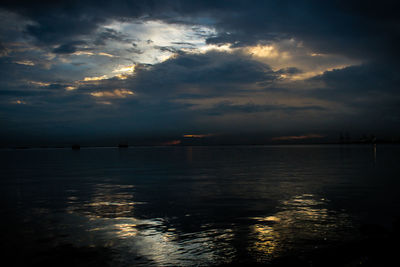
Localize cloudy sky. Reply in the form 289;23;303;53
0;0;399;146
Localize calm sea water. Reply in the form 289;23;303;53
1;145;399;266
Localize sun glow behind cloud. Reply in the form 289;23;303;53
102;19;217;64
58;19;361;91
246;45;284;59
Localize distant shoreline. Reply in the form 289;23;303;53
1;141;400;150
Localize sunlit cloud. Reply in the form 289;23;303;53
245;45;284;59
288;65;355;81
271;134;324;141
14;60;35;66
72;51;115;57
29;81;50;87
114;74;129;80
98;52;115;57
97;100;113;105
65;86;78;91
242;39;361;81
310;53;326;57
90;89;134;98
163;140;182;145
103;19;217;65
183;134;214;138
112;65;135;74
72;51;95;56
197;44;233;54
11;99;26;104
83;75;108;82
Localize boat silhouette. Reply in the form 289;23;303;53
71;144;80;150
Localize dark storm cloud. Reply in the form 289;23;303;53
94;28;131;45
201;1;400;62
304;63;400;130
52;41;87;54
203;101;325;116
0;0;165;45
1;1;399;61
0;42;8;56
130;51;278;97
309;63;399;100
1;0;400;144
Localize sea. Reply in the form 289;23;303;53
1;145;399;266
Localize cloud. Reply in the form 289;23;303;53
1;1;400;144
83;75;108;82
13;59;35;65
1;0;398;64
130;50;278;98
90;89;134;98
183;134;214;138
202;101;325;116
52;41;87;54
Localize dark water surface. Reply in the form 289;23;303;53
1;145;400;266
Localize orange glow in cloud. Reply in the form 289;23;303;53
11;100;26;105
163;140;181;145
183;134;214;138
271;134;324;141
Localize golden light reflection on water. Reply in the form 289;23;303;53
66;183;236;266
251;224;280;256
113;222;138;238
84;184;138;218
249;193;350;260
65;180;351;265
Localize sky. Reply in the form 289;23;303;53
0;0;399;146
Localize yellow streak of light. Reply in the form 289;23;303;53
183;134;214;138
83;75;108;81
72;51;115;57
115;73;129;80
98;52;115;57
112;65;135;74
65;86;77;91
90;89;134;98
288;65;353;81
14;60;35;66
72;51;95;56
30;81;51;87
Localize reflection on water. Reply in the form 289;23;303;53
67;184;139;218
0;145;399;266
65;182;351;265
66;182;236;266
249;194;352;261
251;221;279;257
